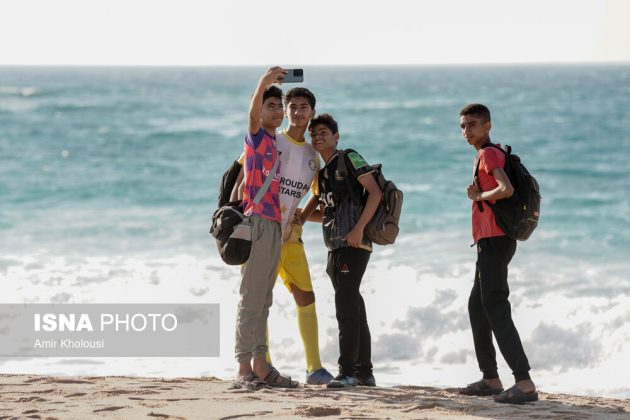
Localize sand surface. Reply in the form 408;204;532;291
1;374;628;419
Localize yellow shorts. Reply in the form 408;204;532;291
277;224;313;293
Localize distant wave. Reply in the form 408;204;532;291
0;86;69;99
145;129;215;142
39;102;109;113
397;183;431;193
0;86;37;97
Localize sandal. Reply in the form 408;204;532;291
494;385;538;404
458;379;503;396
231;373;269;390
264;367;299;388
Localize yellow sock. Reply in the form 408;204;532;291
297;302;323;373
265;324;272;365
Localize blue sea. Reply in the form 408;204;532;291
1;65;629;397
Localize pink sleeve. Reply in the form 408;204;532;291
245;128;264;148
479;148;503;173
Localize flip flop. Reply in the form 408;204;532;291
494;384;538;404
264;367;299;388
231;373;269;391
458;379;504;396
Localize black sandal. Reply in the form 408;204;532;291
458;379;503;396
494;385;538;404
231;373;269;390
263;367;299;388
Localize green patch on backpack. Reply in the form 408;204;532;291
347;152;368;170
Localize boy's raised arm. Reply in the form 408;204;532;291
248;66;287;134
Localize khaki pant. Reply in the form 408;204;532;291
234;215;281;363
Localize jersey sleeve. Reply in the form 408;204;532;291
309;159;320;196
345;149;374;179
479;148;504;174
245;128;265;148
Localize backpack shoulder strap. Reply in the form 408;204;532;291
335;149;360;204
482;142;509;155
335;148;354;177
218;158;244;208
252;155;280;204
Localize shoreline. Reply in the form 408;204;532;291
1;374;628;419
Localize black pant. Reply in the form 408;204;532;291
469;236;531;382
327;247;372;377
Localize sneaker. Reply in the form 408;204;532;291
306;367;334;385
356;372;376;387
326;374;357;388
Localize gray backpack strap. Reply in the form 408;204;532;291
253;155;280;204
336;149;348;177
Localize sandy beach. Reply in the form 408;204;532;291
1;374;628;419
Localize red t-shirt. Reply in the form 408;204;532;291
472;145;506;243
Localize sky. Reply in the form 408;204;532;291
0;0;628;65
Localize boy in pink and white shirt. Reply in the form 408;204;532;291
234;67;297;389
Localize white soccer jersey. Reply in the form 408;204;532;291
276;130;320;234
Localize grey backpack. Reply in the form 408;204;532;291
337;149;403;245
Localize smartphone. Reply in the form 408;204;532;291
282;69;304;83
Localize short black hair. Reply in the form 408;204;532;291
285;87;316;109
460;103;491;123
309;113;338;135
263;85;283;103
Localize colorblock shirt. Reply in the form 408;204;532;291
472;144;506;243
276;130;320;234
318;149;374;251
242;128;281;223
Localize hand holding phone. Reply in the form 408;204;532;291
281;69;304;83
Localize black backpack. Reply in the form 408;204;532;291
209;159;250;265
475;143;541;241
337;149;403;245
210;154;279;264
217;159;243;209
